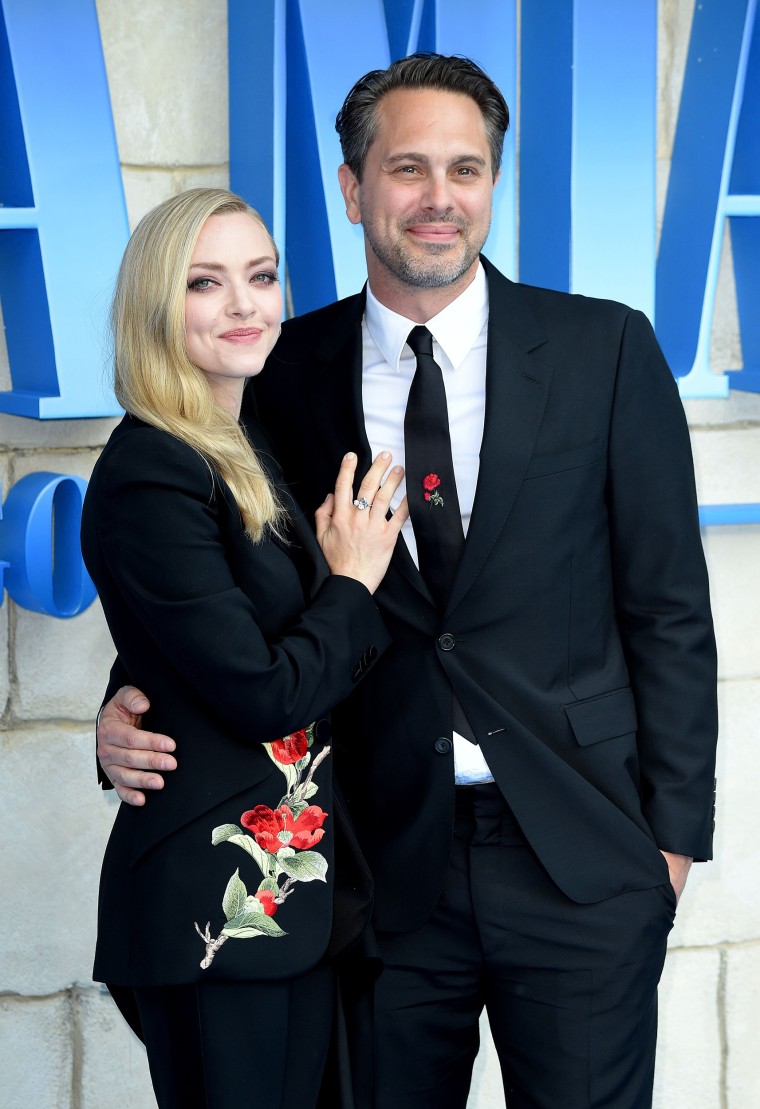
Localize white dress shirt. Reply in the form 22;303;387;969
362;263;494;784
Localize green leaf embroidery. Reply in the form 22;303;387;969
287;799;310;819
278;849;328;883
224;833;271;876
197;730;329;968
211;823;242;846
222;911;287;939
222;869;247;922
263;741;304;789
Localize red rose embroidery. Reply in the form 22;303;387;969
422;473;444;507
241;804;328;854
270;729;309;765
254;890;278;916
199;727;331;970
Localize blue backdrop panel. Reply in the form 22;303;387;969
520;0;656;317
656;0;759;397
0;0;128;418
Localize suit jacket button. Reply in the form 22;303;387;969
434;737;452;754
438;633;455;651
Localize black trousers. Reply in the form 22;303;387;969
109;962;334;1109
372;784;676;1109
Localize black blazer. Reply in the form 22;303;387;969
82;415;390;986
251;257;718;932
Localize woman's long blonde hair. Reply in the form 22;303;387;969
111;188;286;542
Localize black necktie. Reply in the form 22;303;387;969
404;325;465;609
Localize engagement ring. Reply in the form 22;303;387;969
353;497;371;511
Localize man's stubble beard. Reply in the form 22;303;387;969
363;216;489;289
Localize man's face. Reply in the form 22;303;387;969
338;88;499;294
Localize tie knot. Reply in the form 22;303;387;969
407;325;434;359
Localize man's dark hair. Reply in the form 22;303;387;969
335;52;510;182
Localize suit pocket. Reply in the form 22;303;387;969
563;687;637;747
525;439;605;480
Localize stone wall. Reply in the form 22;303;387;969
0;1;757;1106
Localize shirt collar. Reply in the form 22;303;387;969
364;261;489;372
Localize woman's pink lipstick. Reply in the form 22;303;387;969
219;327;263;344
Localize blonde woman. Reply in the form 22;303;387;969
81;189;406;1108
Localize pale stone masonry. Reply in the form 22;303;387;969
0;1;757;1105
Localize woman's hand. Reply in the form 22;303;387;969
315;452;409;593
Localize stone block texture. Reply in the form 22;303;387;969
95;0;228;168
77;988;156;1109
0;727;118;995
725;945;760;1109
653;949;722;1109
0;995;73;1109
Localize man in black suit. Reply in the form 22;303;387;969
98;54;717;1108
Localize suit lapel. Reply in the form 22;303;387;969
446;260;553;616
297;263;554;619
305;291;435;610
372;261;555;615
244;417;330;597
305;290;372;480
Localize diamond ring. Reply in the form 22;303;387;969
353;496;371;511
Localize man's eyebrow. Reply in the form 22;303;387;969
449;154;488;167
385;152;429;165
384;152;488;167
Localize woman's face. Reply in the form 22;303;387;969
184;211;282;414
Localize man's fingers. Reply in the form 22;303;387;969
114;685;151;715
99;742;176;773
105;763;167;792
98;723;175;754
114;784;148;807
660;850;692;904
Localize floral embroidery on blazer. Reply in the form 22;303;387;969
194;724;329;969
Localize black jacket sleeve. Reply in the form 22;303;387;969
83;424;390;750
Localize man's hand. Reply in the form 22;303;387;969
97;686;177;807
660;850;693;904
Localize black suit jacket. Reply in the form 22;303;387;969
82;415;390;985
250;258;718;933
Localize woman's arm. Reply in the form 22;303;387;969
84;426;400;750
